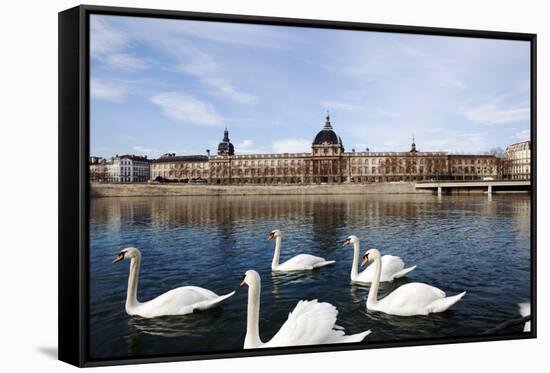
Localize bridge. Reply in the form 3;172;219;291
416;180;531;196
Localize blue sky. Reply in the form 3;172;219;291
90;15;531;158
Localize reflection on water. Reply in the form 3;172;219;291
89;194;531;360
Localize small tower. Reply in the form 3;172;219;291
410;136;418;153
217;128;235;156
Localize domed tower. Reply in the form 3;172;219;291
311;113;345;184
410;136;418;153
312;114;344;154
217;128;235;156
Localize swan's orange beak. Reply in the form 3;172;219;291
239;275;247;287
112;254;124;264
343;238;350;247
360;255;369;267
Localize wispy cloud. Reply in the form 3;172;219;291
235;139;268;154
463;103;530;125
272;138;311;153
513;129;530;141
151;92;223;126
320;100;363;111
105;53;151;70
131;145;156;155
91;79;126;102
90;16;128;58
176;48;257;105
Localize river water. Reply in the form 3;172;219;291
89;194;531;360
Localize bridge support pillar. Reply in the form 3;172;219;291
488;184;492;195
437;186;442;196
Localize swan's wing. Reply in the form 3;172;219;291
380;255;405;277
377;282;446;316
357;256;405;283
263;300;338;348
518;302;530;317
137;286;227;317
279;254;330;271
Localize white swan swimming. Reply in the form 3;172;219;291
518;302;531;332
343;235;416;283
268;229;335;272
362;249;466;316
112;247;235;318
240;269;371;349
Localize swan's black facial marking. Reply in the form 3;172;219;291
343;238;350;246
239;274;247;287
267;232;275;240
112;251;126;264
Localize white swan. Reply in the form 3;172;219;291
362;249;466;316
112;247;235;318
240;269;371;349
268;230;335;272
343;235;416;283
518;302;531;332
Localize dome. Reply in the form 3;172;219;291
312;115;343;149
313;115;338;145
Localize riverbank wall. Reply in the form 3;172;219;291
91;182;422;197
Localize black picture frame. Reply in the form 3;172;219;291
59;4;537;367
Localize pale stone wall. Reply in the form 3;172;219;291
91;182;418;198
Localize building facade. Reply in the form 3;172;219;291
142;115;498;184
89;155;150;183
150;154;209;181
90;115;521;184
447;154;499;180
502;140;531;180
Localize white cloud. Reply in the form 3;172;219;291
234;139;267;154
463;103;530;125
271;138;311;153
177;57;257;105
90;17;151;71
321;101;363;111
132;146;155;155
90;79;126;101
151;92;223;126
513;129;530;141
105;53;151;70
90;16;128;58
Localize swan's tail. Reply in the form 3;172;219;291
427;291;466;313
194;291;236;311
326;329;371;344
392;265;417;279
518;302;531;332
314;260;336;268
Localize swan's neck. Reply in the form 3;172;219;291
244;281;262;348
271;236;282;270
350;241;360;281
126;255;141;311
367;256;381;308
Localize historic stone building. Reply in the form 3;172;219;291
91;115;507;184
502;140;531;180
150;154;209;181
447;154;499;180
89;155;150;183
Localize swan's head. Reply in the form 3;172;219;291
267;229;282;240
361;248;381;267
343;235;359;247
240;269;261;287
112;247;140;264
